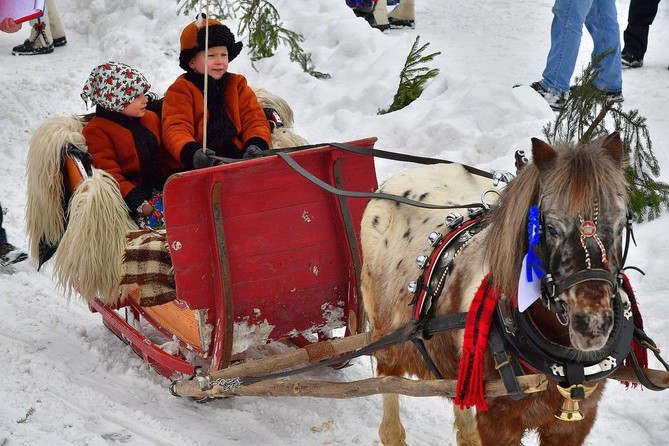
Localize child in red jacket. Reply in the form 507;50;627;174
81;61;179;225
162;16;271;170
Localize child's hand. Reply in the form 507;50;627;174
192;148;218;169
1;17;22;33
138;202;154;217
243;145;263;159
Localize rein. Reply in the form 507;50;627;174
274;151;491;211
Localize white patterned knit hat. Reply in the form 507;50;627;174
81;61;151;112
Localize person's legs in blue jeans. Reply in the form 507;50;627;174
541;0;594;94
585;0;623;93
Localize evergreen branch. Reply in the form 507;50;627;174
176;0;329;79
379;36;441;115
543;52;668;222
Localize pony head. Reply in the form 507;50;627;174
532;132;627;350
488;132;627;351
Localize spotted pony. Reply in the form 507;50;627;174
360;132;630;445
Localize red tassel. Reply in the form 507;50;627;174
455;275;499;411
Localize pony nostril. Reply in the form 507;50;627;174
572;312;613;337
572;314;589;334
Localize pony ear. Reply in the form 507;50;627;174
600;131;623;168
530;138;557;172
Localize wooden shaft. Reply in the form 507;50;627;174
172;365;669;400
608;366;669;388
172;333;370;397
174;374;549;399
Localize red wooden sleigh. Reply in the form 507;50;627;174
89;139;378;378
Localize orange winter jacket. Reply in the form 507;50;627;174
162;72;271;167
83;109;179;204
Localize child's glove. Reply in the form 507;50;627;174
243;145;263;159
192;148;218;169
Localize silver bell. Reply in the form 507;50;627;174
467;207;484;218
427;231;443;246
446;212;464;229
407;281;418;293
415;254;430;269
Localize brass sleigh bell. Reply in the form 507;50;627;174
554;383;598;421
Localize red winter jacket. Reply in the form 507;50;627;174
162;72;270;168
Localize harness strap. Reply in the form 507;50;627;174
411;337;444;379
328;143;494;179
239;322;417;386
488;323;527;400
332;157;366;332
629;327;669;391
556;268;616;295
232;312;470;387
274;151;487;211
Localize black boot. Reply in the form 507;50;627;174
12;20;54;55
0;242;28;267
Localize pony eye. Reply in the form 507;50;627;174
546;225;558;237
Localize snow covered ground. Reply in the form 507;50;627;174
1;0;668;444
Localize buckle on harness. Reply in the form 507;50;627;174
494;351;512;370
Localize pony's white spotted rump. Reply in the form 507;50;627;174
360;133;628;445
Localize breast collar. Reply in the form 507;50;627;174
494;287;635;387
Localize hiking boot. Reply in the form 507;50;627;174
603;90;624;104
621;52;643;69
53;36;67;47
529;81;566;111
388;17;415;29
0;242;28;267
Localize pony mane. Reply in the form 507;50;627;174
485;137;627;297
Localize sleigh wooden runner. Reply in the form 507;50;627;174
25;115;669;445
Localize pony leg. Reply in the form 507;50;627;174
453;406;482;446
379;393;406;446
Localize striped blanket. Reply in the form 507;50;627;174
120;228;176;307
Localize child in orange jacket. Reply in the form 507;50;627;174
162;16;271;170
81;61;179;224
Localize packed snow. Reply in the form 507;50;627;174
1;0;668;444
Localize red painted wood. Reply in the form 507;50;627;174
162;140;378;369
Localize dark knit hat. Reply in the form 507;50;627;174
179;15;243;71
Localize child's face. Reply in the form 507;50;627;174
121;93;148;118
189;46;229;80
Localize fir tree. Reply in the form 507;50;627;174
543;53;669;222
176;0;330;79
378;36;441;115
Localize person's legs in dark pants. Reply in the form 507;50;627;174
622;0;660;67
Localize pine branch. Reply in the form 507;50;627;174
175;0;330;79
379;36;441;115
177;0;237;20
542;52;669;222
